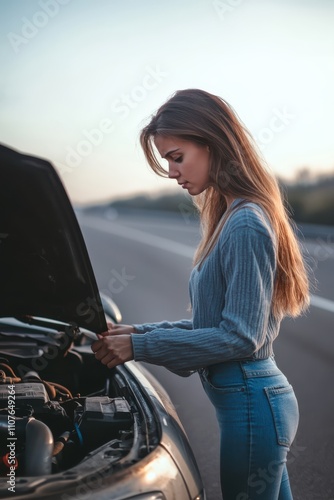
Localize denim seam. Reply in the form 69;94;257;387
245;375;252;498
242;369;282;378
267;385;293;395
203;382;246;393
264;386;293;447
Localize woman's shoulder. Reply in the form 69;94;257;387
223;199;275;241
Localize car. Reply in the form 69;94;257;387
0;143;205;500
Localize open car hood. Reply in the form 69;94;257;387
0;144;107;334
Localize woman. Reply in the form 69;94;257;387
92;89;310;499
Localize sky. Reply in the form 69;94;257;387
0;0;334;205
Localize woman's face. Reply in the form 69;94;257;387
154;135;211;196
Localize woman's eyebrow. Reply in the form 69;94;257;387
162;148;181;159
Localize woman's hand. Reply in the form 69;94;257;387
102;322;136;335
91;332;134;369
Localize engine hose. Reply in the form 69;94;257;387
25;418;54;476
52;431;71;456
0;371;21;384
46;382;73;399
41;381;57;399
0;363;18;378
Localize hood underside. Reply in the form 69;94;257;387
0;144;107;334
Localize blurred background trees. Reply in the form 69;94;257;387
281;168;334;225
88;169;334;227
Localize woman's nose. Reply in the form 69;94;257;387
168;163;180;179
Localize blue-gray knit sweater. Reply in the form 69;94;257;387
131;199;281;376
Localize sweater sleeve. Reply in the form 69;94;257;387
133;319;193;334
131;225;276;372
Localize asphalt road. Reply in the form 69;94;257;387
77;208;334;500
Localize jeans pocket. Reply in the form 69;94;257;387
200;369;244;392
264;384;299;447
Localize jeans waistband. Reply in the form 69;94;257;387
205;355;282;380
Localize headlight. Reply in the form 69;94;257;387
193;491;206;500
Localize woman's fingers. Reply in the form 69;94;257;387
91;334;134;368
98;324;135;337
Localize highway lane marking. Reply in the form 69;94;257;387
80;215;195;259
310;295;334;314
81;215;334;315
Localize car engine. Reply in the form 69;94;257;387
0;326;137;479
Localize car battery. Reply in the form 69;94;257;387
77;396;133;448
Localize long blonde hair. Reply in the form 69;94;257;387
140;89;310;318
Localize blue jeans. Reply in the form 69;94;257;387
200;357;299;500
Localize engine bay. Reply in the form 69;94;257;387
0;319;152;481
